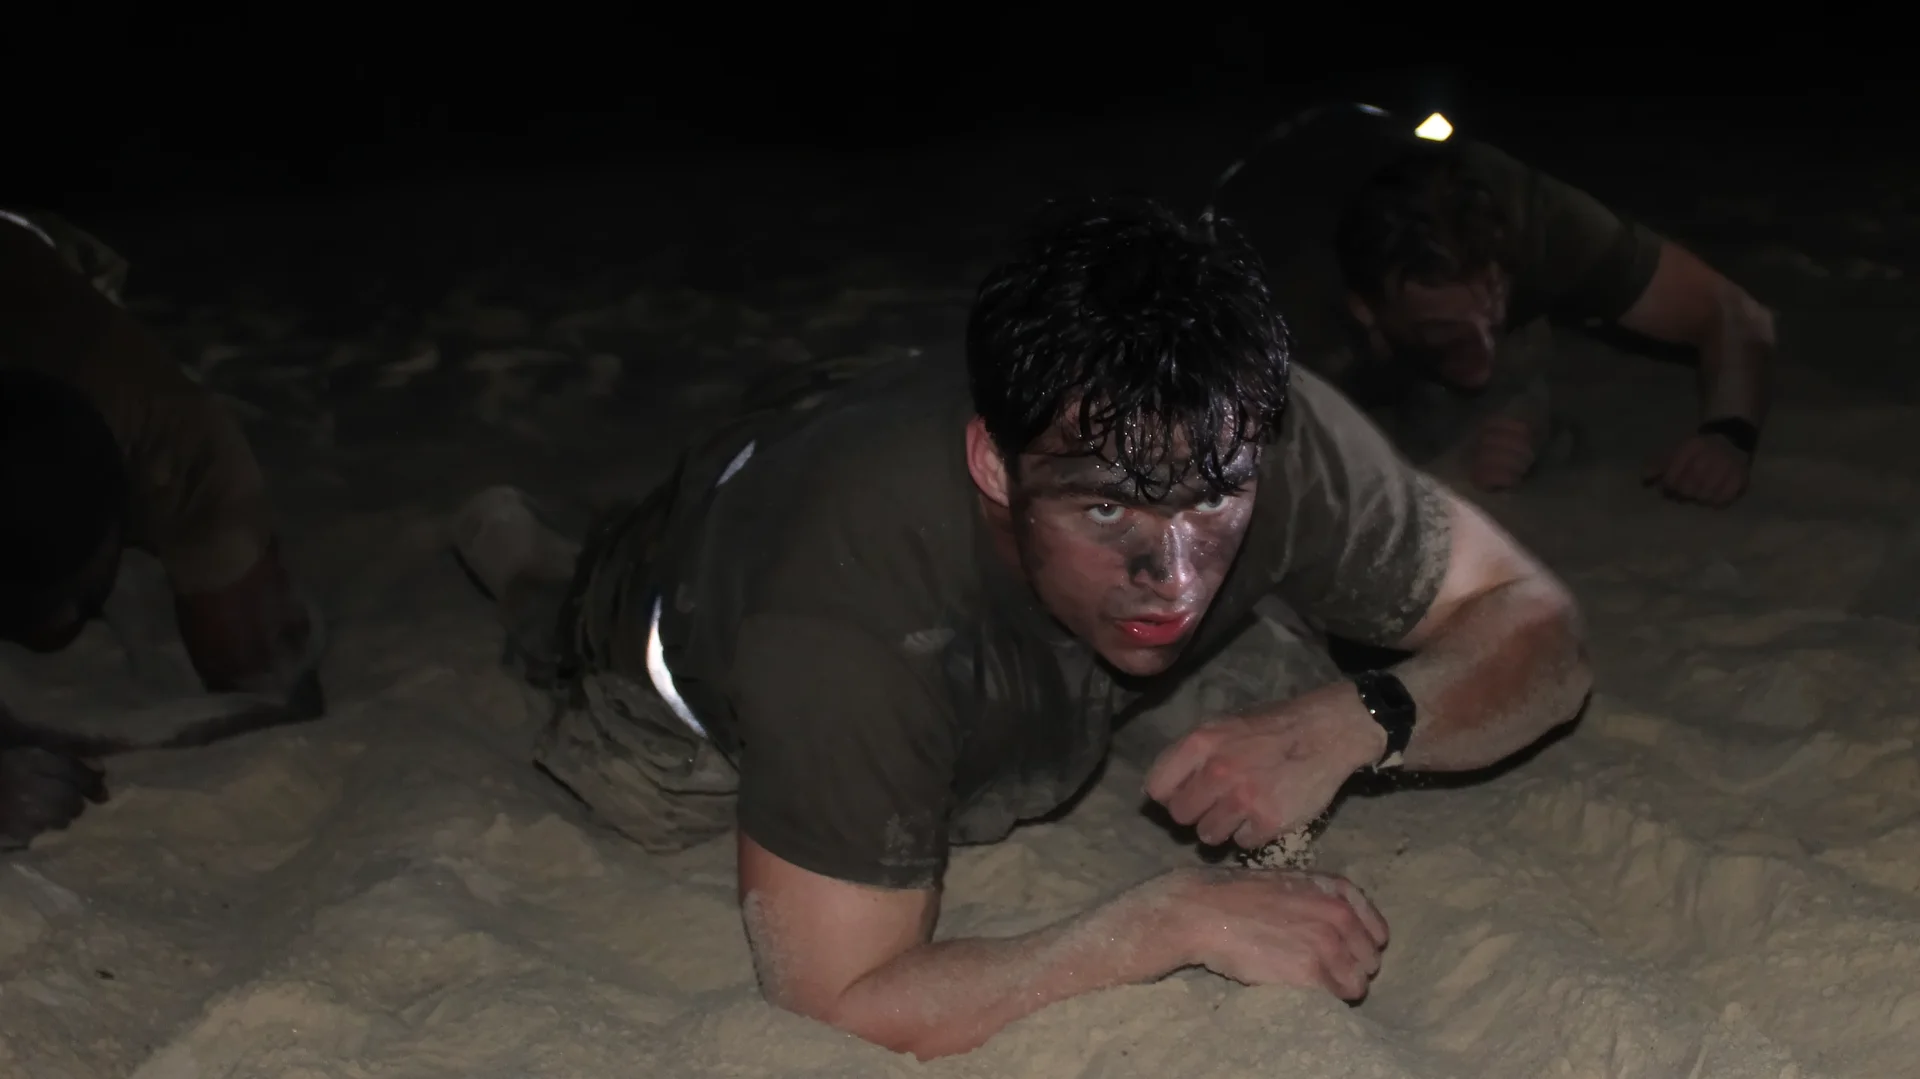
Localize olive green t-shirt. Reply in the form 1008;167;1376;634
0;214;272;594
1215;116;1665;456
629;356;1450;889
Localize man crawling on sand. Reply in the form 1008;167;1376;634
1228;126;1777;506
1;210;322;849
455;196;1592;1059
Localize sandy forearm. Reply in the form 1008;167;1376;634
1391;575;1590;772
767;874;1193;1059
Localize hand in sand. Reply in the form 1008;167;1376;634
176;540;325;714
1144;682;1385;849
1468;415;1541;491
1645;430;1750;507
1174;865;1390;1000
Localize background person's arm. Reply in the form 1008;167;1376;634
1620;240;1776;506
176;538;324;715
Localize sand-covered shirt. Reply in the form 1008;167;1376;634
0;213;271;594
621;356;1451;889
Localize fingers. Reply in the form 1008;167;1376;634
1665;442;1713;499
1337;877;1391;947
1154;731;1241;827
1232;818;1271;852
1309;945;1369;1000
1306;874;1385;981
1143;727;1215;807
1470;425;1536;491
1169;760;1278;848
1302;913;1375;1000
1163;765;1224;831
1662;453;1745;506
1193;869;1388;1001
1196;802;1253;848
1645;436;1750;506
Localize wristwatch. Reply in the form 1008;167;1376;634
1351;670;1417;769
1697;416;1760;458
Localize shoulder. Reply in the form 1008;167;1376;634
1255;364;1435;551
698;356;979;636
1459;141;1664;317
1248;366;1454;643
1271;364;1395;467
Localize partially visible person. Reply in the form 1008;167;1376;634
1223;122;1775;505
1;210;321;849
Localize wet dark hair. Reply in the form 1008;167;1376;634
1335;141;1507;300
0;369;128;637
966;195;1291;501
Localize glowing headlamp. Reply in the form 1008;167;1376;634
1414;112;1453;141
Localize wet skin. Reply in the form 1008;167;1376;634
968;417;1259;678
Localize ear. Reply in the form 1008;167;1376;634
965;416;1012;507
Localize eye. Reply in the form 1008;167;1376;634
1193;492;1231;514
1086;503;1125;524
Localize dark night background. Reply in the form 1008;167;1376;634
6;17;1919;411
6;17;1917;208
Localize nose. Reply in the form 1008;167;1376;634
1129;521;1198;600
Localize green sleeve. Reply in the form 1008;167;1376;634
1262;369;1453;646
1466;142;1666;322
730;613;954;890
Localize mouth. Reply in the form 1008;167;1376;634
1434;347;1494;388
1112;611;1197;649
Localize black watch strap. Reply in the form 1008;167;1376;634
1352;670;1417;769
1697;416;1759;458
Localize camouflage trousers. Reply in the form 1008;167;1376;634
512;482;742;855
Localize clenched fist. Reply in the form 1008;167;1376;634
1468;415;1543;492
1164;865;1391;1001
1145;682;1386;850
1645;430;1751;507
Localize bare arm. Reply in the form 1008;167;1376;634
738;835;1387;1059
1386;490;1591;770
1618;240;1775;427
1146;490;1590;846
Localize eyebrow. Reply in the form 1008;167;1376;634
1039;458;1258;503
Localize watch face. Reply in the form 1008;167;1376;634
1362;671;1414;716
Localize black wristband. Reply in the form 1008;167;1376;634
1697;416;1759;457
1352;670;1417;769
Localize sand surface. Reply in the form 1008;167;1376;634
5;126;1920;1078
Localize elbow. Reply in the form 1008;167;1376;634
764;980;954;1061
1700;282;1776;354
1732;284;1776;344
1530;576;1593;724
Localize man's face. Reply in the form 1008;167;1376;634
976;420;1258;678
1353;266;1509;389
